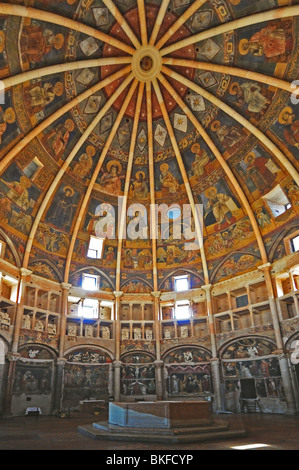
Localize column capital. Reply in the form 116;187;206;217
113;360;122;368
56;357;67;367
153;360;164;368
61;282;72;290
151;291;161;299
201;283;212;292
19;268;32;278
113;291;123;299
6;352;21;362
257;262;272;272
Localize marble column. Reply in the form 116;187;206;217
202;284;222;410
114;291;123;363
113;360;122;402
53;358;66;413
58;283;71;358
258;263;296;414
154;360;164;400
2;353;20;418
11;268;32;354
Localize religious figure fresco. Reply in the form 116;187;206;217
277;106;299;150
130;170;149;199
236;151;279;193
20;23;65;67
0;164;40;214
44;117;75;160
24;79;64;115
229;80;271;115
210;119;245;150
202;184;238;230
45;184;79;231
238;20;294;63
0;105;16;145
72;145;96;180
98;160;124;195
13;364;52;395
159;162;179;194
189;143;210;177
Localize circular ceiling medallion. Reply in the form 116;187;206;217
132;45;162;82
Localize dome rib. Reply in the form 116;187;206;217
0;2;136;55
22;72;135;271
162;66;299;187
160;5;299;57
152;77;209;285
161;58;295;94
148;0;170;46
115;82;145;292
158;71;268;265
137;0;148;46
101;0;141;50
64;77;138;283
0;66;131;176
155;0;209;50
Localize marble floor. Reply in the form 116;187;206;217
0;410;298;451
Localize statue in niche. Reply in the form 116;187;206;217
181;326;189;338
134;328;142;340
102;326;110;339
47;323;57;335
34;320;44;331
122;328;130;340
85;325;93;337
68;324;77;336
0;310;10;325
145;329;153;341
22;314;31;329
164;328;171;339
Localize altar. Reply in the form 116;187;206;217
78;401;247;443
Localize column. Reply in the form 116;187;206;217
202;284;222;411
258;263;296;414
11;268;32;354
151;291;161;361
2;353;20;418
58;283;71;358
113;291;123;402
53;358;66;413
113;360;122;402
154;360;164;400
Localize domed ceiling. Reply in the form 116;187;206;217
0;0;299;294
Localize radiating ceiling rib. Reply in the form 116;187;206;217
0;66;131;175
115;81;145;292
0;2;135;55
64;78;139;283
101;0;141;50
158;72;268;265
137;0;148;46
146;80;158;292
152;78;210;285
162;58;295;93
155;0;209;50
2;57;132;90
148;0;171;46
162;66;299;187
22;72;135;270
160;5;299;56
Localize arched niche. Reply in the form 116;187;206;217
120;351;156;398
163;346;213;399
219;336;287;414
62;346;114;409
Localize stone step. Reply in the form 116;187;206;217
92;420;230;435
78;424;247;444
